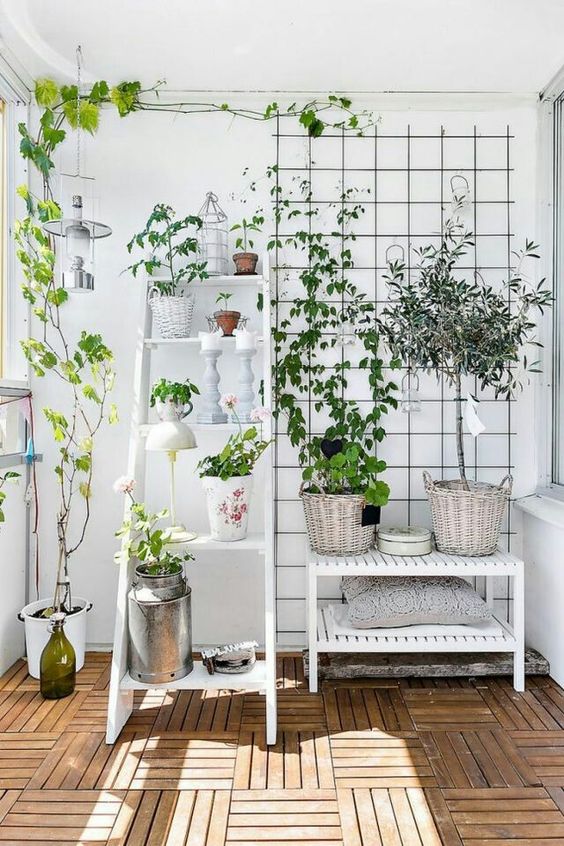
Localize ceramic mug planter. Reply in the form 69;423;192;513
233;252;258;275
201;475;253;541
214;310;241;337
155;397;192;422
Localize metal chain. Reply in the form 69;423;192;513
76;44;82;177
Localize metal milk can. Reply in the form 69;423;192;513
128;564;193;683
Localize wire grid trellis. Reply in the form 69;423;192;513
272;119;516;644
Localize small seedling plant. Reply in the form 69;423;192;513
216;292;234;311
231;214;264;252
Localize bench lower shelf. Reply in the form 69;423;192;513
317;602;517;653
120;658;268;691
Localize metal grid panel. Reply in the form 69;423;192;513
273;121;515;645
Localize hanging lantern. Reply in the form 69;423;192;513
198;192;228;276
42;46;112;293
400;371;422;413
44;193;111;292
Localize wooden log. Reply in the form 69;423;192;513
302;648;549;680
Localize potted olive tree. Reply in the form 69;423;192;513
150;378;199;422
126;204;208;338
197;397;271;541
381;220;552;555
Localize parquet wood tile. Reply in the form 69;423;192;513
330;730;436;789
338;786;442;845
129;732;238;791
229;789;342;844
441;787;564;844
2;652;564;845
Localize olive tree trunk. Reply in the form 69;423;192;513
454;372;470;491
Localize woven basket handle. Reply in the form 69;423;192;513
422;470;435;490
148;285;162;301
498;474;513;494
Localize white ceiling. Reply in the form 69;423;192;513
0;0;563;95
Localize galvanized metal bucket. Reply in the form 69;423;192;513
128;564;193;683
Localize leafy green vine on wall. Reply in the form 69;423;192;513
269;172;400;506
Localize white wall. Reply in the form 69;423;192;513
26;97;541;649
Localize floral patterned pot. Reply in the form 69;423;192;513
201;475;253;541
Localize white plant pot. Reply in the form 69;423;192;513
201;475;253;541
18;596;92;679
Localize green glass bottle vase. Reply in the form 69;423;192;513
40;612;76;699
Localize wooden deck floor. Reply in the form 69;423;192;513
1;654;564;844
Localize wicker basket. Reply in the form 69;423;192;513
148;288;194;339
423;471;512;556
300;486;374;556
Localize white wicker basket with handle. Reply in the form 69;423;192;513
423;471;512;556
148;287;194;339
300;485;374;556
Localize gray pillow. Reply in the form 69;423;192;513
341;575;492;628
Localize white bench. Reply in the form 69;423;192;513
306;546;525;692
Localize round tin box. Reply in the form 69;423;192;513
376;526;432;555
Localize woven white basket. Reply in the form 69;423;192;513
148;288;194;339
423;471;512;556
300;486;374;556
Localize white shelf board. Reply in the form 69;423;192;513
150;274;264;287
144;336;264;348
121;658;267;691
188;531;265;551
316;603;516;653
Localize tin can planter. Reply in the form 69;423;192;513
128;564;193;684
202;475;253;541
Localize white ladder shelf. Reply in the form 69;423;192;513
106;255;277;745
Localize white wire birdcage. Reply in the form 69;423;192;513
198;192;228;276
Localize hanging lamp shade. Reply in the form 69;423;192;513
44;194;112;292
146;420;197;452
198;192;228;276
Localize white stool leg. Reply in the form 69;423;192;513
307;565;318;693
513;564;525;692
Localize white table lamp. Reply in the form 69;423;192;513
146;420;197;543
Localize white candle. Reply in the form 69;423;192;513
199;330;223;351
234;328;258;350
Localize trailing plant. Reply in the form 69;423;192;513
150;378;199;410
126;204;208;295
197;396;271;480
380;218;552;484
21;79;378;185
270;178;399;506
0;471;20;524
231;214;264;253
113;477;193;575
215;292;234;311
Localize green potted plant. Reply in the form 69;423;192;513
197;396;271;541
230;213;264;275
126;204;208;339
381;219;552;555
114;479;195;682
214;291;240;336
271;183;399;555
150;378;199;422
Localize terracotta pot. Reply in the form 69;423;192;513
233;252;258;275
214;310;241;336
